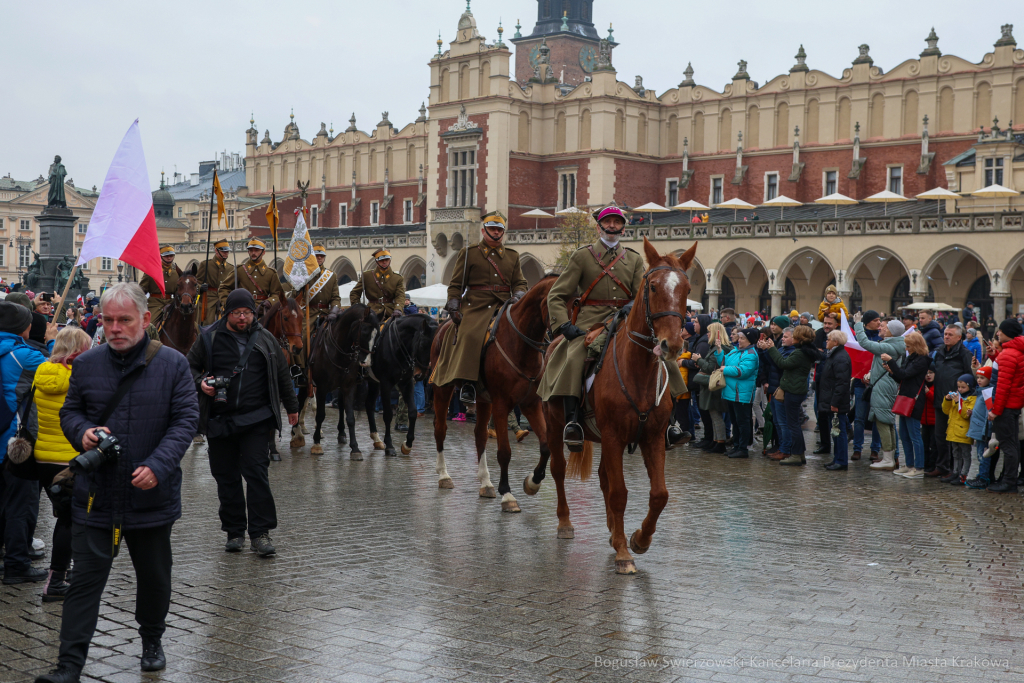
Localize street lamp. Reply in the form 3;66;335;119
117;262;123;283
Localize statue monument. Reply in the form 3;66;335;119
34;155;89;298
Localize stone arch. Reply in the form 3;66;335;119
921;245;990;312
777;247;837;310
673;252;705;308
184;259;199;273
399;255;427;292
433;231;449;258
450;232;465;253
1002;247;1024;278
478;60;491;97
715;248;769;314
441;253;460;285
920;244;990;286
331;257;358;284
846;246;909;316
458;63;470;100
519;253;547;288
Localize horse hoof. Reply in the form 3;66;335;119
401;443;412;456
557;526;575;540
290;436;305;448
310;444;324;455
269;452;281;462
192;435;205;444
438;477;455;489
373;441;386;451
523;475;541;496
615;560;638;575
350;451;363;461
384;447;397;457
339;435;348;445
479;486;496;498
629;529;650;555
501;499;521;513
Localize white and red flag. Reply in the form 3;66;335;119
77;120;164;294
840;310;876;380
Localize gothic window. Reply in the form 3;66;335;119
339;204;348;227
558;171;577;210
824;170;838;196
888;166;902;195
404;199;414;224
448;148;476;208
710;176;723;206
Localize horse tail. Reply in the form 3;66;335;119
566;440;594;481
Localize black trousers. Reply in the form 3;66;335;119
994;409;1021;483
922;424;937;471
1;469;39;572
727;400;753;450
208;423;277;539
58;523;173;671
934;408;951;471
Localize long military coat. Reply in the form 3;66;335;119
539;240;683;400
218;257;285;309
196;256;231;325
140;262;181;321
432;242;528;387
349;267;405;317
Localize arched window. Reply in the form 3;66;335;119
614;110;625;151
579;110;592;150
638;112;648;154
938;87;955;132
518;111;530;152
891;276;935;314
438;69;448;103
805;100;819;143
555;111;566;153
692;112;704;153
775;102;789;147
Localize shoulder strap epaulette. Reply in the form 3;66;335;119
625;247;639;254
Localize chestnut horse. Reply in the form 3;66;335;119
429;276;558;512
260;298;304;455
544;238;697;574
157;265;199;356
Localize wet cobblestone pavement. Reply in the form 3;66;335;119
2;410;1023;682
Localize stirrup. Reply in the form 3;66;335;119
563;422;585;453
459;383;477;404
666;421;684;449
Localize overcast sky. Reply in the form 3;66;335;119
1;1;1010;191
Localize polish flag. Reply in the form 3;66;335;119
77;120;164;294
840;310;878;381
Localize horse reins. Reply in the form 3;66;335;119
492;297;549;385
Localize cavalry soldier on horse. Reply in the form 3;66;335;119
197;240;232;326
140;245;181;321
432;211;528;404
539;205;686;451
218;237;285;313
350;248;405;318
300;244;341;322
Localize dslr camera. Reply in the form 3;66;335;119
204;376;231;404
69;429;121;475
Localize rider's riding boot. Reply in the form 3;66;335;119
459;383;477;404
562;396;585;454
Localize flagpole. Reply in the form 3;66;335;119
271;186;278;278
203;171;216;320
52;266;80;326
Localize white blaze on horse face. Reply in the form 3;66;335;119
663;271;681;298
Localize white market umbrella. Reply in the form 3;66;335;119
687;299;703;311
760;194;802;219
404;283;450;308
864;189;910;216
715;197;756;221
916;186;960;218
555;206;587;215
520;208;554;230
899;302;957;312
815;192;858;217
632;201;670;226
672;199;709;223
971;184;1019;212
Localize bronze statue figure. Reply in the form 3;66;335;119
47;156;67;208
24;252;43;288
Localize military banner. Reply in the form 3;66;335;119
283;209;320;291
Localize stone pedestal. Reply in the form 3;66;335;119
34;207;90;298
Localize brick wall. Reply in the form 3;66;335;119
512;36;602;87
508;156;590;229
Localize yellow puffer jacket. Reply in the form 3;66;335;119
33;362;78;464
817;300;851;322
675;351;691;400
941;393;976;444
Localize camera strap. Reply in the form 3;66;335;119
232;329;260;378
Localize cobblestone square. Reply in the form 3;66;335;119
2;414;1022;682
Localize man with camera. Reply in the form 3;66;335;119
35;284;198;683
186;288;298;558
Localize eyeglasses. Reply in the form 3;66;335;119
229;309;253;318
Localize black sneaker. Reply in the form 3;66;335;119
34;664;81;683
3;566;48;584
41;571;69;603
225;536;245;553
251;534;276;557
987;480;1019;494
140;638;166;672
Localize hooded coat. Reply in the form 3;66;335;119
854;323;906;425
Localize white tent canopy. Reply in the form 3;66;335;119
899;302;957;312
520;208;554;217
338;281;357;302
555;206;587;215
687;299;703;311
404;283;450;308
971;184;1018;198
814;192;858;217
672;200;709;210
632;202;670;212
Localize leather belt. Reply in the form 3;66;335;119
583;299;627;307
313;303;331;309
254;294;269;301
469;285;511;292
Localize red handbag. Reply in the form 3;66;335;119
892;382;923;417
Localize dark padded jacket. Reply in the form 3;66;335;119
60;338;199;529
765;342;821;395
886;352;931;420
757;332;789;394
918;320;943;354
817;346;852;413
932;341;974;408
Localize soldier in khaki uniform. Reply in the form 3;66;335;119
197;239;232;325
301;244;342;321
218;237;285;311
349;248;405;318
432;211;528;404
140;244;181;322
540;206;686;451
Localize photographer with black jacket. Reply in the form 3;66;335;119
36;284;198;683
186;289;298;558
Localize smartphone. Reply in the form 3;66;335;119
759;333;767;341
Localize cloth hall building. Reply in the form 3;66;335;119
217;2;1024;322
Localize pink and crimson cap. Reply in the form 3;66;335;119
592;206;626;224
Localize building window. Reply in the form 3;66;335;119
310;205;318;228
339;204;348;227
984;157;1004;186
824;170;837;196
558;171;577;210
101;257;113;271
667;179;679;207
0;244;5;267
370;201;380;226
765;173;779;201
448;148;476;208
18;244;31;268
0;218;3;231
20;219;31;231
227;209;235;228
888;166;903;195
78;222;88;234
201;211;208;231
404;199;413;224
177;207;182;218
711;177;723;206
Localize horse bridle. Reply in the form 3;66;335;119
493;297;549;385
319;314;372;372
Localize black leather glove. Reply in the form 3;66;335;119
200;283;209;293
445;297;462;325
559;322;586;341
511;290;526;303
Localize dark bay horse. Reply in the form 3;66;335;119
158;265;199;356
364;314;438;457
306;304;378;459
544;238;697;574
260;298;304;454
429;276;559;512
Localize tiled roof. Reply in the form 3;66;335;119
165;169;247;201
0;177;39;192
